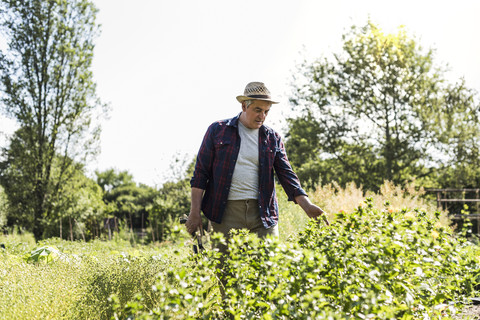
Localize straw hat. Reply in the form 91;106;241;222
236;82;279;104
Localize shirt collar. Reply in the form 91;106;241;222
226;113;241;128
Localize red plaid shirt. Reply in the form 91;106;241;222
190;113;307;228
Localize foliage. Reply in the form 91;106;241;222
2;180;479;319
113;199;480;319
51;164;106;240
0;0;106;240
427;80;480;188
148;177;191;243
146;158;195;242
94;163;193;244
96;168;157;240
287;20;480;190
24;245;67;264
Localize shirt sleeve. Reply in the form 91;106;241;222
273;134;307;202
190;123;216;190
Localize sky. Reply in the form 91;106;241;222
1;0;479;187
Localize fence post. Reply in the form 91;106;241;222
436;191;441;210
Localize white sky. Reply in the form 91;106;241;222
1;0;479;187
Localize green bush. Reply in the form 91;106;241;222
114;198;480;319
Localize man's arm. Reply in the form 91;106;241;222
185;187;204;234
271;134;329;225
295;195;330;225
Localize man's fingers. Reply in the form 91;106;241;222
185;219;199;235
186;223;195;234
323;216;330;226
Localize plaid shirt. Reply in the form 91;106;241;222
190;113;307;228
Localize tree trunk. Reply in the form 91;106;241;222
151;220;156;242
160;219;164;242
95;219;99;239
107;219;112;240
69;217;73;241
33;189;45;241
129;214;133;233
75;219;85;241
384;119;393;181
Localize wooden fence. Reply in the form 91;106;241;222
425;188;480;233
425;188;480;210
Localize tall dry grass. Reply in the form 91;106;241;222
279;180;450;240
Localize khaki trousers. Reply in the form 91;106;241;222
211;199;279;254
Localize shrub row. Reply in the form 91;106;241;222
114;199;480;319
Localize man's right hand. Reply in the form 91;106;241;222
185;210;202;234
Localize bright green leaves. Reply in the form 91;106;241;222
25;245;64;263
296;201;480;318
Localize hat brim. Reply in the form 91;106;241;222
236;95;279;104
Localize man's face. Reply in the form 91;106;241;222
241;100;272;129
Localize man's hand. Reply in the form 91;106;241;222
295;195;330;226
186;187;205;234
305;203;330;226
185;210;202;234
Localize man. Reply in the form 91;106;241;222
185;82;328;246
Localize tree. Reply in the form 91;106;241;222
430;79;480;187
96;169;157;239
288;20;480;190
147;159;194;242
51;163;106;241
0;0;105;240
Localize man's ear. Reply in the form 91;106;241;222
241;102;247;112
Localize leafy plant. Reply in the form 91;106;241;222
113;198;480;319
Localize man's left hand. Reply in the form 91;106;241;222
304;203;330;226
295;195;330;226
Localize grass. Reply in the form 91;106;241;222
0;234;189;320
278;180;449;241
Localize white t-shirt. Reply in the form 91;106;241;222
228;121;259;200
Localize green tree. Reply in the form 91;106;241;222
430;79;480;187
148;158;194;242
51;163;106;241
288;21;480;190
96;169;136;194
96;169;157;239
0;0;105;240
148;179;190;242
